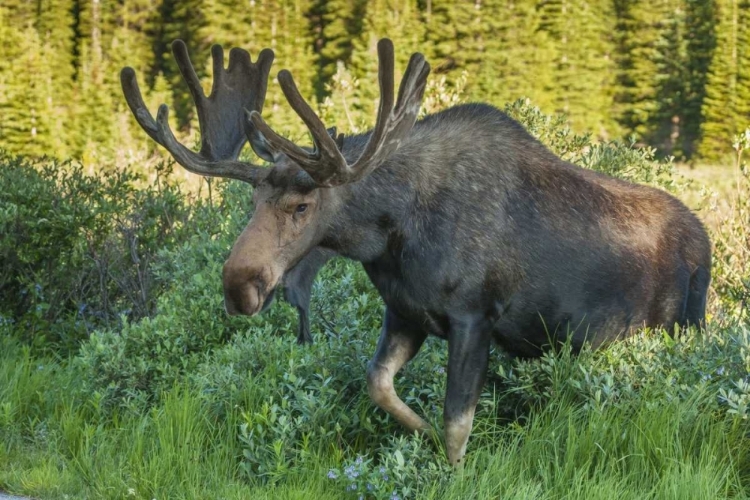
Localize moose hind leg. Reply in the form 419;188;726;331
685;265;710;329
366;309;430;433
445;316;491;465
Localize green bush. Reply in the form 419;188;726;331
504;99;676;189
0;152;192;352
75;179;255;410
712;129;750;324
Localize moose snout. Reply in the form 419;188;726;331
222;262;270;317
223;282;262;316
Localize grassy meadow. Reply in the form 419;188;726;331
1;101;749;499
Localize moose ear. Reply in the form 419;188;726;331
327;127;344;151
244;110;280;163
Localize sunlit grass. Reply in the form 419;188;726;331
2;324;749;499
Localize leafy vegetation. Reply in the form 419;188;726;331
1;92;749;498
0;156;194;353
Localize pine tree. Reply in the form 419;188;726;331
612;0;668;140
263;0;318;141
738;0;750;122
155;0;207;127
0;6;56;156
699;0;750;159
536;0;618;136
682;0;718;158
422;1;483;80
36;0;77;157
310;0;367;99
649;2;688;156
472;0;556;112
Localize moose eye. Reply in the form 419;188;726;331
295;204;308;214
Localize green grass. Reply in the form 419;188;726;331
0;339;339;499
2;325;749;499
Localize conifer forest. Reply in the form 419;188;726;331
0;0;748;164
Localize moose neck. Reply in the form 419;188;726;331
318;134;419;264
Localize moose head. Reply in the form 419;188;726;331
121;39;429;318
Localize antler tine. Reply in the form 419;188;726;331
121;40;274;186
172;40;206;104
120;67;266;185
247;38;430;187
345;39;430;182
247;70;343;173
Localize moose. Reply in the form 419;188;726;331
261;246;335;344
121;39;711;465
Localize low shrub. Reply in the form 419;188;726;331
0;152;192;352
711;129;750;324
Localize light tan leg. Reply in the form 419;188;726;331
366;309;430;433
445;409;475;465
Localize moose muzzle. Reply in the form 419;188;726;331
222;272;264;316
221;203;289;317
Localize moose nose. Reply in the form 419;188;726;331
222;261;267;317
223;281;263;316
223;291;241;316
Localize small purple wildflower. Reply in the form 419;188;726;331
717;366;725;376
348;483;357;491
379;467;386;475
391;492;401;500
345;465;359;479
327;470;338;480
355;455;364;465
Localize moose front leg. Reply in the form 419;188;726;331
366;309;430;433
444;317;491;465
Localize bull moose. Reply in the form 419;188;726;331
120;38;711;465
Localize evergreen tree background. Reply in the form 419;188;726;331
0;0;746;163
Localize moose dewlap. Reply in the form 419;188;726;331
121;38;711;465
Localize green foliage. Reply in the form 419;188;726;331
711;128;750;321
0;7;57;157
504;99;676;189
698;0;750;160
537;0;618;135
498;326;750;416
75;179;253;410
2;319;749;498
310;0;367;99
0;152;192;352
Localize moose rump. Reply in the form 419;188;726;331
121;38;711;466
